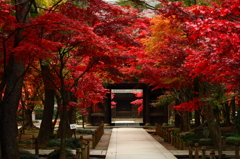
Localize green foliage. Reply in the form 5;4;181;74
34;107;43;120
66;138;80;148
76;113;82;119
47;149;73;159
153;94;175;108
19;141;31;144
76;129;93;134
47;138;80;149
170;129;181;134
20;154;39;159
199;139;214;146
147;127;154;129
200;85;228;109
181;133;199;146
46;139;60;148
224;131;240;137
180;132;213;146
49;133;57;139
226;137;240;145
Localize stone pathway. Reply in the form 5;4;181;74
105;128;177;159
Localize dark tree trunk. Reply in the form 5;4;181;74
67;94;77;137
66;107;76;138
22;108;37;130
37;89;55;143
57;93;77;139
0;60;25;159
180;111;190;132
230;98;236;129
222;102;231;126
205;105;222;158
0;0;30;158
38;62;55;144
59;90;68;159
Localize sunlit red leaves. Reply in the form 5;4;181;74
131;91;143;114
174;97;200;112
182;0;240;92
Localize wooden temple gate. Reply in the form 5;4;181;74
87;82;169;126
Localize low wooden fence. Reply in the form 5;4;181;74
188;141;239;159
156;124;240;159
74;136;90;159
18;135;90;159
92;123;104;149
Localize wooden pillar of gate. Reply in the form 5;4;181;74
104;92;111;126
144;86;151;126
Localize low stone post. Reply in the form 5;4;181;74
194;143;199;159
189;141;193;159
209;149;215;159
201;146;206;159
235;142;239;159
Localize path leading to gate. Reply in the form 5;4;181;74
105;128;177;159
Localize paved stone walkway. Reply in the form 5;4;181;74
105;128;177;159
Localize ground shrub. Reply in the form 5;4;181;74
66;138;80;148
19;141;31;144
46;139;60;147
226;137;240;145
47;138;80;149
20;154;39;159
224;131;240;137
181;133;200;146
199;139;214;146
76;129;92;134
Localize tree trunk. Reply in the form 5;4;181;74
230;98;236;129
38;62;55;144
180;111;190;131
67;107;76;138
222;102;231;126
205;105;222;158
0;0;30;157
57;93;77;139
59;90;68;159
22;108;37;130
0;60;25;159
37;89;55;144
